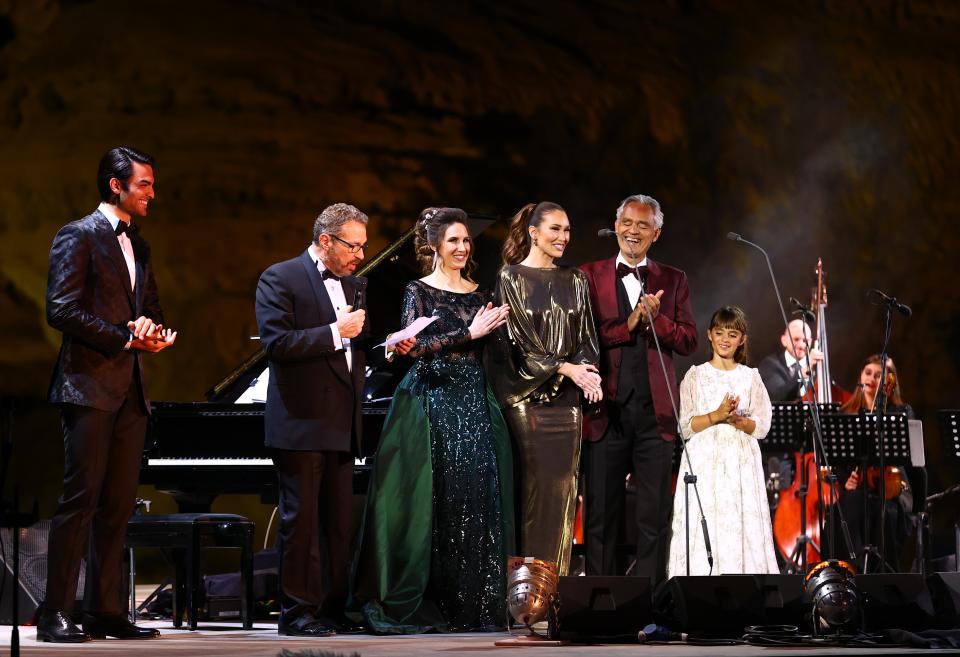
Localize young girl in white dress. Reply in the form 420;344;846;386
667;306;778;577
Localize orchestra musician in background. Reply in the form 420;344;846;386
757;319;824;402
826;354;914;572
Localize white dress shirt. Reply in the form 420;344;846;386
308;244;351;372
98;202;136;290
616;252;648;310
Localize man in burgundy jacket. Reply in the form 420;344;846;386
579;194;697;583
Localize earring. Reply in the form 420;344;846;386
432;251;438;270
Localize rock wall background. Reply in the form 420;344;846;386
1;0;958;563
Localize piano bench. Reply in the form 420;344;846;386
125;513;255;631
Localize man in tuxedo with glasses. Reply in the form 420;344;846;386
255;203;413;636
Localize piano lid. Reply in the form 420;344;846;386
206;216;499;402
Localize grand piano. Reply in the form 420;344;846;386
140;218;500;512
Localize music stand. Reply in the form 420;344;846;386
938;411;960;462
819;411;911;572
766;403;841;451
768;402;839;573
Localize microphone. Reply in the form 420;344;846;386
869;288;912;317
353;278;367;310
789;297;816;322
727;231;742;241
597;228;617;237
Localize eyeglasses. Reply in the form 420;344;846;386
329;234;368;254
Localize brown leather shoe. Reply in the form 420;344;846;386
36;609;90;643
82;613;160;639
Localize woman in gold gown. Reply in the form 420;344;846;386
486;201;601;575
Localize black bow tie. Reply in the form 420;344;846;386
321;268;341;282
617;263;648;279
115;221;135;237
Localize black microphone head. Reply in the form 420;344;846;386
597;228;616;237
727;232;741;241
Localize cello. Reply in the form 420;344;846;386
771;259;844;568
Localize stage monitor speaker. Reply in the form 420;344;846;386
653;575;806;638
926;572;960;629
0;520;85;625
855;573;934;632
553;576;651;640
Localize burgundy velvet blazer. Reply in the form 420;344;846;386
579;256;698;442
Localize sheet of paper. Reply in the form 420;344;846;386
381;315;438;347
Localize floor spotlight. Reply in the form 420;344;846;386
495;557;563;646
804;559;861;636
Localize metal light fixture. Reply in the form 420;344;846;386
496;557;561;645
804;559;861;636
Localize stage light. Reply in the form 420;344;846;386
804;560;861;636
504;557;558;639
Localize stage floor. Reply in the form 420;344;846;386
2;622;958;656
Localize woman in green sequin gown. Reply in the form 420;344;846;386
352;208;514;633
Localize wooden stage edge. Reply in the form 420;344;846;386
1;622;956;656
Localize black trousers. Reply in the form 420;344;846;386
584;398;673;583
273;449;353;623
43;382;147;613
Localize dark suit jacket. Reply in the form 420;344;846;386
757;351;801;402
46;210;162;412
255;250;375;453
579;256;698;442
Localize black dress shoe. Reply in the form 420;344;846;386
82;613;160;639
36;609;90;643
278;613;336;637
328;614;367;634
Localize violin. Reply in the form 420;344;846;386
857;370;904;500
846;465;905;501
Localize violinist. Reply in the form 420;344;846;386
757;319;825;402
829;355;913;572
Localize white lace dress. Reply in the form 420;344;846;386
666;363;779;577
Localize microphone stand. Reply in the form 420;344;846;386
871;293;898;573
618;234;714;575
727;233;856;572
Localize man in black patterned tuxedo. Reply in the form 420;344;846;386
39;147;176;642
256;203;413;636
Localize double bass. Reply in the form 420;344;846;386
771;260;845;567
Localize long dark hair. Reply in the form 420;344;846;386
414;207;477;279
708;305;750;364
501;201;565;266
840;354;904;413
